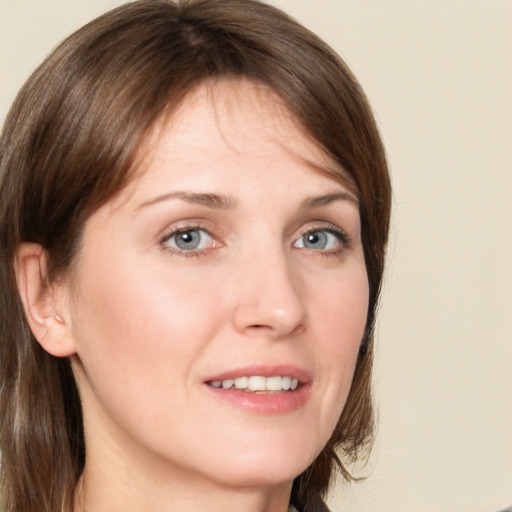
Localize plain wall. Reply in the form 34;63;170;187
1;1;511;511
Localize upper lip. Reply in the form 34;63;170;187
203;364;312;384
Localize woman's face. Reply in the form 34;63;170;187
64;81;369;491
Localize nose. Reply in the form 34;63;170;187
231;249;307;339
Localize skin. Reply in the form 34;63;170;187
18;81;369;512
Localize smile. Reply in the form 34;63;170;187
207;375;299;392
203;366;311;414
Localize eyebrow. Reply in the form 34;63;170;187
137;190;358;212
138;191;237;210
301;192;359;209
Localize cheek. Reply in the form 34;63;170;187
310;262;369;351
68;254;222;401
68;260;236;463
307;264;369;423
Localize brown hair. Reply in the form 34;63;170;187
0;1;391;511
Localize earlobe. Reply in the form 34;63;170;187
15;243;76;357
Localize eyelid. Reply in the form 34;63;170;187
159;222;210;241
295;222;350;243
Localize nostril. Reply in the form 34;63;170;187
247;324;273;332
232;300;307;338
245;322;305;338
246;324;282;337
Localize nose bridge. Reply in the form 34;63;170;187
231;239;307;338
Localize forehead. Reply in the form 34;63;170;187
118;79;356;207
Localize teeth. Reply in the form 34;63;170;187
234;376;248;389
209;376;300;392
248;376;266;391
266;376;282;391
222;379;234;389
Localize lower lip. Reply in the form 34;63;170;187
204;383;312;415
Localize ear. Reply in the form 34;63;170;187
15;243;76;357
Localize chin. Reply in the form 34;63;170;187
199;438;319;489
211;463;302;490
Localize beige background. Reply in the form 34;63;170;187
1;1;511;511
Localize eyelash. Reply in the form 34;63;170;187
159;223;350;258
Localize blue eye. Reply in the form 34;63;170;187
163;228;213;252
294;229;344;251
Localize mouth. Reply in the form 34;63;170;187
203;366;311;414
206;375;299;393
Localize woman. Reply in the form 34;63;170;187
0;1;391;511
